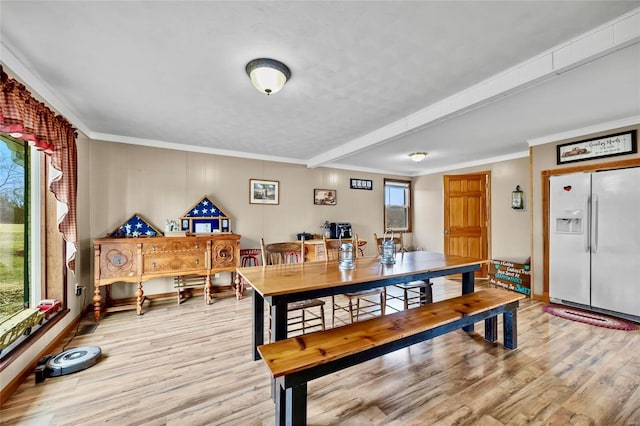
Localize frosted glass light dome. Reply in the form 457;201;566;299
246;58;291;95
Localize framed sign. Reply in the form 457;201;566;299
250;179;279;205
314;189;337;205
350;178;373;190
557;130;637;164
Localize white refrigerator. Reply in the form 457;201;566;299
549;167;640;321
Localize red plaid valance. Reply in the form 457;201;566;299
0;67;78;272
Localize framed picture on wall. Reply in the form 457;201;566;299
314;189;337;205
556;130;637;164
350;178;373;190
249;179;279;205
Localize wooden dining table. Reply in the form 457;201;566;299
237;251;486;360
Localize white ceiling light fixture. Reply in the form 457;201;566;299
245;58;291;95
409;152;427;162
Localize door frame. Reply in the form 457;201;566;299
443;171;491;277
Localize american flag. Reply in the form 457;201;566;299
112;214;159;237
184;197;224;217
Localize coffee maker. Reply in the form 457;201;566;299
329;222;352;239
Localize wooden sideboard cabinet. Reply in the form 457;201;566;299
93;234;240;320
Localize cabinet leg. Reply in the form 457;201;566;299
235;272;245;300
135;282;144;315
205;275;212;305
93;287;103;321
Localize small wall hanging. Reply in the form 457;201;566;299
511;185;524;210
314;189;337;205
249;179;279;205
350;178;372;190
556;130;637;164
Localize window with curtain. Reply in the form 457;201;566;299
0;66;76;358
384;179;412;232
0;135;29;319
0;66;77;272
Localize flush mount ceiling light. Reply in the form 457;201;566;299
245;58;291;95
409;152;428;162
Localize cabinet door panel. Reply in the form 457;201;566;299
212;240;239;268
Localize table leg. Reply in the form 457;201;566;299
253;292;264;361
271;302;288;342
462;271;474;332
420;280;433;304
462;270;474;295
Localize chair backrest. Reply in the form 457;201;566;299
323;234;358;261
260;238;305;265
373;232;404;255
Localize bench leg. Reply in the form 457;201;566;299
503;309;518;350
484;316;498;343
461;271;474;332
276;381;307;426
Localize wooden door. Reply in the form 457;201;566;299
443;173;489;277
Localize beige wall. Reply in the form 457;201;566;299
87;139;407;297
530;123;640;298
412;156;531;261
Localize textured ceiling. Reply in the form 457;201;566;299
1;1;639;176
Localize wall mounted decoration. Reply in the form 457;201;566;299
250;179;279;205
350;178;373;190
511;185;524;210
109;213;163;238
314;189;337;205
180;195;232;234
557;130;637;164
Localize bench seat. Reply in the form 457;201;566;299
258;288;525;425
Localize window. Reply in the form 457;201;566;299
0;135;29;319
384;179;412;232
0;135;45;358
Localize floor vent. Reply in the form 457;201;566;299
77;324;98;336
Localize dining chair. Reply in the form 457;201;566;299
260;238;325;340
325;235;386;327
374;232;432;311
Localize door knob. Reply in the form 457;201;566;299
444;230;451;234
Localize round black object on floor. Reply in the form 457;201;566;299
46;346;102;377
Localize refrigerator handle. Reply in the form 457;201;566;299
585;194;591;253
592;194;599;253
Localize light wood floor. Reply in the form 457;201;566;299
2;279;639;425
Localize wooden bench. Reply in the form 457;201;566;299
257;288;525;426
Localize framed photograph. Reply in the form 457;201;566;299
314;189;337;205
194;222;212;233
350;178;373;190
250;179;279;205
181;219;189;230
557;130;637;164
